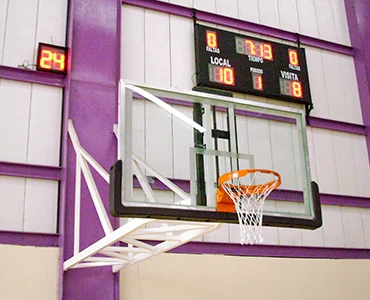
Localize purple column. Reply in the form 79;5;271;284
345;0;370;161
62;0;120;299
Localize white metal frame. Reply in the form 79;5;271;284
63;120;222;272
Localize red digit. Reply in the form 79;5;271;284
289;49;299;66
223;68;234;85
245;40;256;56
207;31;218;48
253;74;263;90
263;44;273;60
292;81;303;98
53;53;65;71
40;50;53;69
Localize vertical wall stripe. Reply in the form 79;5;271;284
344;0;370;162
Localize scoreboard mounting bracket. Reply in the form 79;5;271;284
195;24;312;106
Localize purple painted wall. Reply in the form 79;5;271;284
62;0;120;299
345;0;370;161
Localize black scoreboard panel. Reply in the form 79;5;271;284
195;24;312;105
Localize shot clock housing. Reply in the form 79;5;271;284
36;43;68;75
195;24;312;106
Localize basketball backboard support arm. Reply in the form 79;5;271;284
63;120;222;272
110;81;322;230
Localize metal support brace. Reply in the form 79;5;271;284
64;120;222;272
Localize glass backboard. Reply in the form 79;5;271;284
110;81;321;229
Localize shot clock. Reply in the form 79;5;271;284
195;25;312;105
36;43;68;74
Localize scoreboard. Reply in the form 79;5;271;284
195;24;312;105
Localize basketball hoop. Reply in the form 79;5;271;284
217;169;281;245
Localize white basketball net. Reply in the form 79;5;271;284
221;171;280;245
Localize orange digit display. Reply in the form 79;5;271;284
235;37;273;61
197;25;312;104
252;74;263;90
209;65;235;86
289;49;299;66
245;40;256;56
292;81;302;97
263;44;273;60
206;31;218;48
36;43;68;74
279;78;303;98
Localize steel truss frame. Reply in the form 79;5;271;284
63;120;222;273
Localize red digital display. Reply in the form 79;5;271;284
279;78;303;98
208;65;235;85
36;43;68;74
235;37;273;61
252;73;263;91
206;30;218;48
196;25;312;105
289;49;299;66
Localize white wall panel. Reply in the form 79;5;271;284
145;10;171;86
1;0;67;66
0;176;58;233
143;0;351;48
170;0;193;7
169;16;194;89
27;85;62;166
278;0;300;33
306;49;362;123
314;0;338;42
332;131;358;195
23;178;58;233
0;80;62;166
322;51;348;122
121;6;145;83
340;55;363;124
322;205;345;247
301;226;325;247
258;0;280;28
312;128;370;197
35;0;67;47
193;0;216;13
2;0;37;66
305;48;330;119
237;0;260;23
330;0;351;45
229;223;243;243
0;80;31;163
0;176;25;231
296;0;319;39
203;223;230;242
341;206;366;248
0;0;8;61
215;0;238;19
311;128;339;194
261;226;280;245
277;202;302;246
